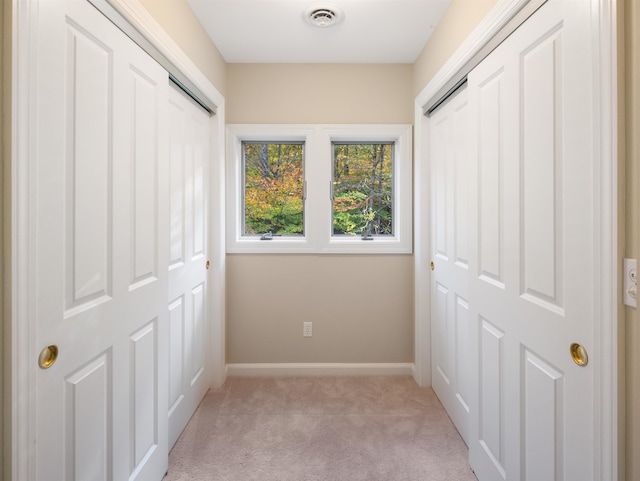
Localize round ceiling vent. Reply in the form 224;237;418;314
304;5;344;28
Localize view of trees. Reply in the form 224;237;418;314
333;143;393;236
243;142;304;235
242;141;394;237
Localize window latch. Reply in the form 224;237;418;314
260;231;282;240
361;222;374;241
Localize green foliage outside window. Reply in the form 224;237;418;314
242;141;393;237
243;142;304;235
333;143;393;236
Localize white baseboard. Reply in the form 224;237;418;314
225;363;415;377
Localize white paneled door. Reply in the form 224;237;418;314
430;86;472;445
167;83;211;449
33;1;169;480
466;0;597;479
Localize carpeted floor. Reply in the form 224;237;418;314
164;376;477;481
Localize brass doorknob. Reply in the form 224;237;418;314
206;260;210;270
570;343;588;366
38;345;59;369
430;261;435;271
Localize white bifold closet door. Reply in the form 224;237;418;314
32;1;170;480
429;86;472;446
467;0;597;480
167;83;211;449
429;0;599;479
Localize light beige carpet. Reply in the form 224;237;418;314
164;376;477;481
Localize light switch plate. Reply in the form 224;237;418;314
303;321;312;337
623;258;637;308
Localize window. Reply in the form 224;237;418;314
243;142;305;237
227;124;412;254
332;142;394;238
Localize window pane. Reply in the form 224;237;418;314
243;142;304;236
332;142;393;236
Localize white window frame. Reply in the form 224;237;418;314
318;125;413;254
226;124;412;254
226;124;317;253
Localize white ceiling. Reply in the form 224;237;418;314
186;0;452;64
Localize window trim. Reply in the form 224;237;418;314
226;124;412;254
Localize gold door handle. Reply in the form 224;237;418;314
206;260;210;270
570;343;588;366
430;261;435;271
38;345;59;369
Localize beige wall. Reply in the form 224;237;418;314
226;64;413;124
625;0;639;478
1;0;8;479
138;0;227;96
227;255;414;363
226;64;414;364
413;0;499;96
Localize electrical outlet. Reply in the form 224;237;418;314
624;258;637;308
303;322;312;337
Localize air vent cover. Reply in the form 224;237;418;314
304;5;344;28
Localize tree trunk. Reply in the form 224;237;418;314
260;143;269;178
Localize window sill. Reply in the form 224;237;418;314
226;237;317;254
320;236;412;254
225;237;412;254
